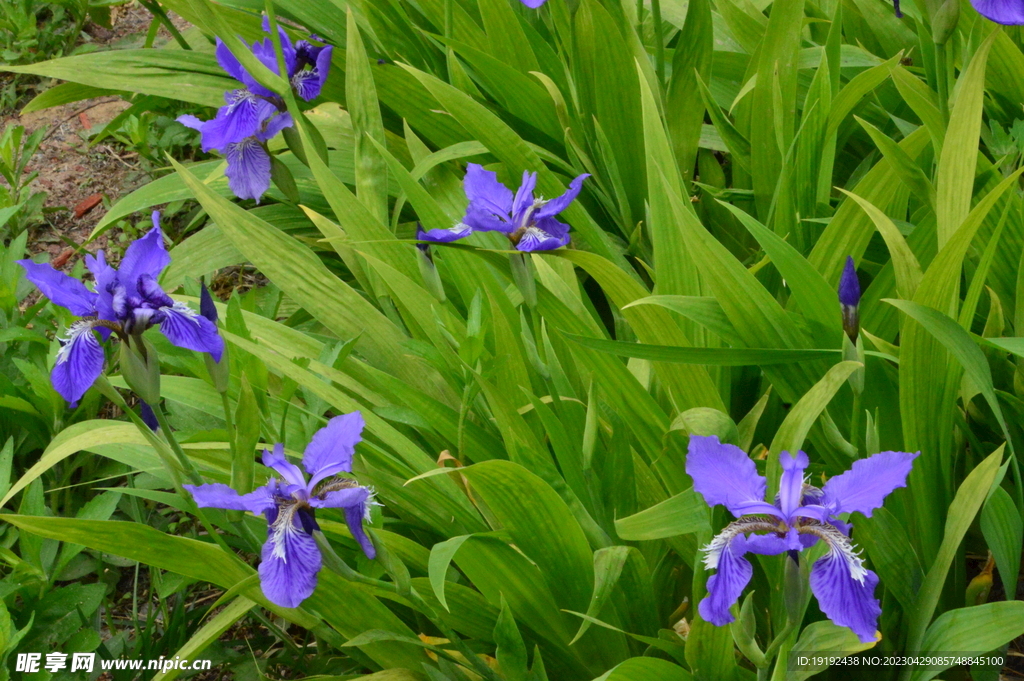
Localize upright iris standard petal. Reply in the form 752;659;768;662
971;0;1024;23
685;435;778;518
118;216;171;289
810;550;882;643
303;412;364;486
263;443;307;487
821;451;918;517
158;305;225;362
511;170;538;222
215;38;249;83
777;450;810;519
85;251;118;323
50;322;105;406
260;514;323;608
17;260;98;316
225;138;272;202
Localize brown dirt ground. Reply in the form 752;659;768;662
2;2;191;260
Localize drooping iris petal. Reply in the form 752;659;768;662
118;219;171;290
516;226;568;252
535;173;590;219
686;435;779;519
215;38;249;83
263;443;307;487
225;138;272;202
344;501;376;559
303;412;364;486
17;260;98;316
185;482;277;515
158;305;225;361
698;538;753;625
418;224;473;243
464;163;514;215
821;451;918;518
50;322;104;406
777;450;810;520
291;42;332;102
511;170;538;224
971;0;1024;23
259;514;323;608
809;551;881;643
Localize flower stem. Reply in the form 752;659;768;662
149;401;203;486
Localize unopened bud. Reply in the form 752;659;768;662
120;337;161;405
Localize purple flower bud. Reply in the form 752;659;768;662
839;256;861;341
838;256;861;307
140;402;160;432
200;282;218;324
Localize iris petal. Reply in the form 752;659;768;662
971;0;1024;25
809;551;881;643
158;304;225;361
686;435;779;519
821;451;918;518
263;443;307;487
51;322;104;406
303;412;365;486
225;138;272;202
698;537;753;625
345;501;376;559
534;173;589;219
259;512;323;608
118;219;171;291
17;260;98;316
778;450;810;520
185;482;276;515
464;163;513;216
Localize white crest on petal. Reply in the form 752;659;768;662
164;301;203;325
269;502;301;562
701;517;782;571
798;520;868;584
55;320;97;365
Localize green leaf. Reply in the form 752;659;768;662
856;507;925;614
913;602;1024;681
563;333;840;365
494;595;529;681
839;190;923;300
347;9;390;225
428;535;472;612
614;489;710;540
935;32;997;248
593;657;692;681
906;448;1003;653
151;598;255;681
788;620;878;681
980;485;1022;602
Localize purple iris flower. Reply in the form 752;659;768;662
461;164;589;252
839;256;860;342
970;0;1024;23
520;0;548;7
185;412;377;608
177;17;332;202
686;435;917;643
18;212;223;406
